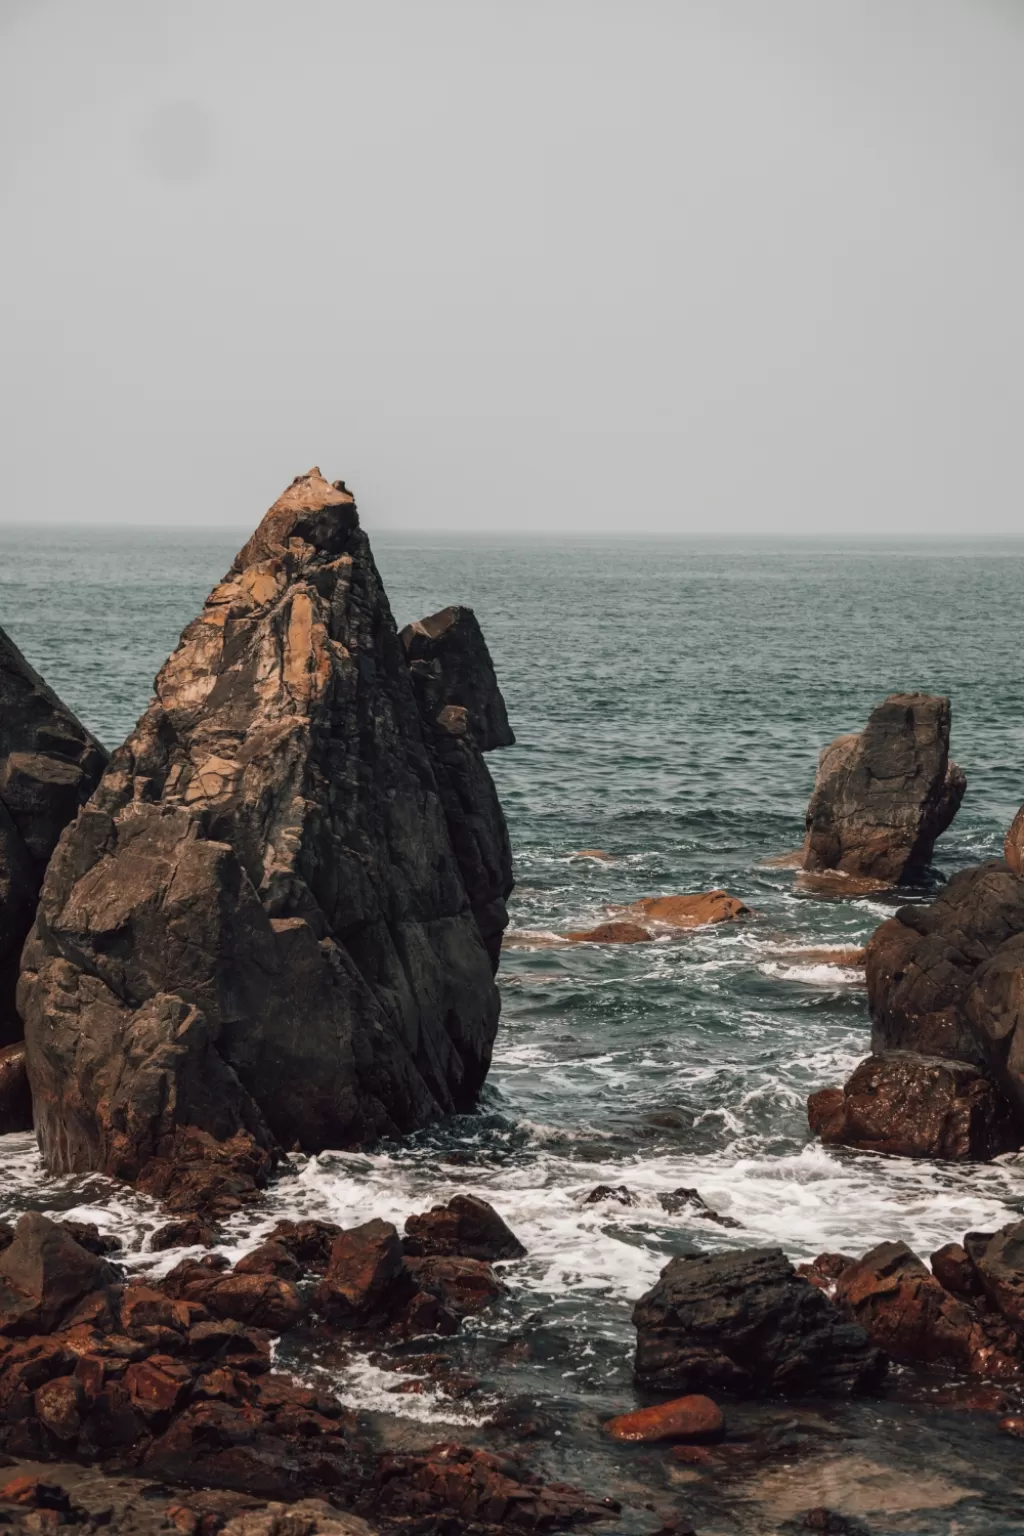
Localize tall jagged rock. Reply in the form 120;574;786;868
802;693;965;885
19;469;514;1179
0;629;107;1045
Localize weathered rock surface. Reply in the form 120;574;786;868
625;892;750;929
19;469;515;1180
400;605;514;753
403;1195;527;1262
603;1394;724;1444
802;693;965;884
632;1247;884;1396
0;1042;31;1134
0;629;106;1046
807;1051;1020;1161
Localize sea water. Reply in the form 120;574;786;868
2;527;1024;1530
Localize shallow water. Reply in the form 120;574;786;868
2;526;1024;1530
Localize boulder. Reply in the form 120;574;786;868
400;605;514;752
0;1042;31;1134
802;693;965;884
263;1219;342;1272
865;861;1024;1125
314;1219;411;1327
19;469;515;1179
565;921;652;944
0;1213;119;1336
0;627;107;1045
603;1394;724;1444
807;1052;1020;1161
625;892;749;929
403;1255;503;1318
403;1194;526;1261
974;1220;1024;1327
632;1247;884;1396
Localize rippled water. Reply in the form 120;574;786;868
3;526;1024;1530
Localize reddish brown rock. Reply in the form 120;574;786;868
233;1241;302;1281
314;1220;411;1327
0;1043;31;1134
135;1129;275;1222
403;1194;526;1262
801;693;965;884
1005;805;1024;874
807;1052;1020;1161
626;893;749;929
123;1355;194;1422
263;1219;342;1272
565;921;653;944
20;469;514;1182
150;1216;224;1253
375;1442;615;1529
0;1213;119;1336
403;1256;503;1318
930;1242;982;1299
974;1220;1024;1326
603;1394;724;1444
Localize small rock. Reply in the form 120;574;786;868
584;1185;639;1207
403;1194;526;1261
658;1188;742;1228
604;1393;724;1443
150;1216;224;1252
565;921;653;944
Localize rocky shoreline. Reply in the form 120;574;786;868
2;476;1024;1532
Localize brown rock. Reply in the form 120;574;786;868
0;1043;31;1134
403;1195;526;1262
603;1394;724;1444
807;1051;1020;1161
583;1185;639;1206
565;921;653;944
999;1414;1024;1439
33;1375;83;1444
403;1256;503;1318
974;1220;1024;1327
20;469;515;1181
625;892;749;929
930;1242;982;1299
657;1188;742;1228
124;1355;194;1421
375;1442;614;1529
0;626;107;1047
0;1213;117;1336
135;1128;275;1221
1005;805;1024;874
801;693;965;884
234;1241;302;1281
201;1274;307;1334
314;1220;411;1327
150;1216;224;1252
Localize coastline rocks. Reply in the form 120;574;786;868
604;1394;724;1444
313;1220;411;1328
0;1213;120;1336
632;1248;885;1396
564;921;652;945
400;606;514;753
0;628;107;1046
625;892;749;929
807;1052;1020;1161
801;693;965;884
0;1043;31;1134
19;469;515;1180
403;1194;527;1261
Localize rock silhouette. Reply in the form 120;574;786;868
19;469;514;1180
802;693;965;885
0;628;106;1045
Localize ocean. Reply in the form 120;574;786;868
2;525;1024;1531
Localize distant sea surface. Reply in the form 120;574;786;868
3;526;1024;1527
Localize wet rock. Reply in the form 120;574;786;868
403;1256;503;1318
973;1219;1024;1326
20;469;514;1181
801;693;965;884
799;1512;872;1535
404;1195;526;1262
0;1044;31;1134
314;1220;411;1328
221;1501;376;1535
400;605;514;753
625;892;749;929
0;1213;120;1336
603;1394;724;1443
264;1220;342;1273
584;1185;639;1207
930;1242;982;1299
234;1241;302;1282
807;1052;1020;1161
374;1442;615;1529
565;921;653;944
0;626;107;1048
135;1128;275;1222
1005;804;1024;874
573;850;614;861
55;1221;121;1258
658;1188;742;1228
632;1247;885;1396
150;1216;224;1252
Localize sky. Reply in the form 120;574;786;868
2;0;1023;535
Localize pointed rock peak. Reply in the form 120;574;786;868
232;467;358;573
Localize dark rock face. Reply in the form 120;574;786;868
807;1052;1020;1162
802;693;965;884
403;1194;527;1261
19;469;515;1179
0;1213;119;1336
0;1043;31;1134
632;1247;885;1396
0;629;107;1046
400;605;514;753
864;861;1024;1125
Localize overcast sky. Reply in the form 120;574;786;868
2;1;1023;534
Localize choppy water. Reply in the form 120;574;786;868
3;526;1024;1531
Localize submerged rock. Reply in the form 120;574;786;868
403;1194;527;1261
807;1052;1020;1162
19;469;514;1180
625;892;750;928
801;693;964;884
564;920;652;944
0;628;106;1046
603;1394;724;1444
632;1247;885;1396
0;1042;31;1134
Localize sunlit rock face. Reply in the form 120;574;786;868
20;469;514;1178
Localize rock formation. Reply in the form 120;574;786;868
802;693;965;885
19;469;514;1180
632;1247;885;1396
0;629;106;1046
400;606;514;752
0;1042;31;1135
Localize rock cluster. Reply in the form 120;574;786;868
0;627;106;1047
802;693;964;885
18;469;514;1182
632;1247;884;1396
802;1219;1024;1379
